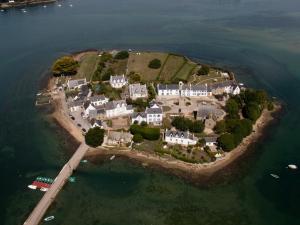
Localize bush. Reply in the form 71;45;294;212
267;101;274;111
130;125;160;140
85;127;105;147
197;65;210;75
148;59;161;69
140;121;148;127
171;117;204;133
52;56;79;76
225;98;239;118
214;120;227;134
242;102;261;121
114;51;129;59
102;68;114;81
217;133;236;151
133;134;144;143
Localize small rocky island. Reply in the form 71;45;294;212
42;50;279;177
0;0;56;9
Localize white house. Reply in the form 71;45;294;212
131;112;147;124
204;136;218;147
109;75;127;88
129;83;148;99
90;120;103;129
157;84;180;96
67;78;87;89
84;104;97;118
231;85;241;95
105;100;133;118
208;81;239;95
164;129;198;146
180;83;209;97
106;131;133;146
145;102;163;125
68;100;83;112
89;95;109;106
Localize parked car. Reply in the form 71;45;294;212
82;128;86;133
71;116;75;120
77;123;81;127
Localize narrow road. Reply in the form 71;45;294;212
24;142;89;225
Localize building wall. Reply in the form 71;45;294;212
165;136;197;146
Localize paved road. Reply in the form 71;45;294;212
24;143;89;225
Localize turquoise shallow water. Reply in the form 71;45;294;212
1;0;300;224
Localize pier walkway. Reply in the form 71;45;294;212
24;143;89;225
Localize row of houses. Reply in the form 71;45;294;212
157;81;240;97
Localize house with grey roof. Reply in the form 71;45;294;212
204;136;218;147
157;84;180;96
109;75;128;88
197;105;225;121
105;100;133;118
106;131;133;146
145;102;163;125
131;112;147;124
89;95;109;106
208;80;240;95
164;129;198;146
67;78;87;89
129;83;148;99
68;100;84;112
180;83;209;97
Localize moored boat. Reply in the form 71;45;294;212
270;173;280;179
287;164;298;170
28;184;37;190
110;155;115;160
44;215;55;222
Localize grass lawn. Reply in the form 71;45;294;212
134;140;163;153
109;59;128;75
190;68;227;84
74;52;100;81
127;52;169;81
158;54;186;82
172;61;197;82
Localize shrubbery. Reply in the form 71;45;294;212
197;65;210;75
85;127;105;147
133;133;144;143
171;117;204;133
114;51;129;59
148;59;161;69
130;124;160;140
52;56;79;76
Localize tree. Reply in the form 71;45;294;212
133;133;144;143
214;120;227;134
190;120;204;133
140;121;147;127
129;125;160;140
171;117;190;131
85;127;105;147
197;138;206;147
148;59;161;69
217;133;236;151
242;102;261;121
100;52;113;62
52;56;79;76
114;51;129;59
225;98;239;118
197;65;210;75
102;68;114;81
129;73;141;83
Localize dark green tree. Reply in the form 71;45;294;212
114;51;129;59
242;103;261;121
197;65;210;75
133;133;144;143
52;56;79;76
217;133;236;151
225;98;239;118
85;127;105;147
148;59;161;69
214;120;227;134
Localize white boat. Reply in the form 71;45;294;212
44;216;55;222
40;187;48;192
69;4;73;7
43;5;47;8
287;164;298;170
28;185;37;190
270;173;280;179
110;155;115;160
57;4;62;7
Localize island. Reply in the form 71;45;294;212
41;49;281;180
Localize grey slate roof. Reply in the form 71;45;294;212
157;84;179;90
68;79;86;88
145;107;163;114
105;100;127;110
197;105;224;119
89;95;106;102
129;83;148;96
132;112;147;118
165;130;194;140
208;80;235;90
110;75;126;82
68;100;84;108
204;136;218;143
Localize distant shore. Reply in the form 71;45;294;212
0;0;56;9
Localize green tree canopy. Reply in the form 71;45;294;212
190;120;204;133
214;120;227;134
148;59;162;69
242;102;261;121
130;125;160;140
133;133;144;143
85;127;105;147
114;51;129;59
52;56;79;76
217;133;236;151
197;65;210;75
225;98;240;118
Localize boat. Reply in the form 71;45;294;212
110;155;115;160
270;173;280;179
68;176;76;183
69;4;73;7
57;4;62;7
44;216;55;222
287;164;298;170
43;5;47;8
81;159;88;163
40;187;48;192
28;185;37;190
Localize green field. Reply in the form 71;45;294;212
74;52;100;81
158;54;186;82
172;61;197;82
127;52;169;81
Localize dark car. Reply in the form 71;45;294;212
71;116;75;120
82;128;86;132
77;123;81;127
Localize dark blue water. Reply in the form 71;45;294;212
1;0;300;224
